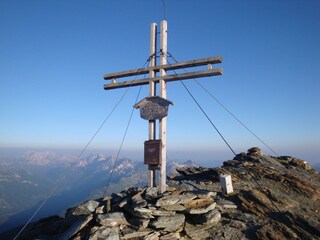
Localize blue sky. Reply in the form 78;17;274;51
1;1;319;164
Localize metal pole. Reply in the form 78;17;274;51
148;22;157;187
159;20;167;193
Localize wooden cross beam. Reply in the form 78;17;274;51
104;57;223;90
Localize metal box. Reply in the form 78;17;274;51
144;140;161;165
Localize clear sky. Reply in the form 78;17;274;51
1;0;319;164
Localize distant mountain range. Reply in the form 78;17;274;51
0;150;198;233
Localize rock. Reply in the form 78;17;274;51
127;217;150;231
233;152;247;161
185;202;216;214
144;232;160;240
121;230;152;239
88;227;120;240
130;192;148;208
223;160;241;167
102;197;112;213
256;221;299;240
229;220;246;230
160;232;180;239
258;156;286;169
184;222;213;239
118;197;129;208
96;212;128;227
160;204;186;212
187;190;217;198
216;199;237;209
60;215;94;240
148;208;176;217
223;211;255;222
71;200;99;215
96;205;105;214
189;209;221;225
183;197;214;209
156;194;196;207
130;207;155;219
248;147;262;156
290;158;315;172
149;214;185;232
183;198;216;214
145;187;160;200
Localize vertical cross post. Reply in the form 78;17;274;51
148;22;157;187
159;20;167;193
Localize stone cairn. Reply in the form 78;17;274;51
63;186;237;240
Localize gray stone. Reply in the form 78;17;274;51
229;220;246;229
160;232;180;240
184;222;212;239
156;194;196;207
259;156;286;169
216;199;237;209
121;231;152;239
187;190;217;198
89;227;119;240
103;197;112;213
185;202;216;214
96;212;128;227
72;200;99;215
96;205;105;214
191;209;221;225
124;206;155;219
128;217;150;231
118;198;129;208
131;191;148;208
144;232;160;240
160;204;186;212
133;207;155;219
149;214;185;232
145;187;160;200
224;212;255;222
60;215;93;240
183;198;217;214
148;208;176;217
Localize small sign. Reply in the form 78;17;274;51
134;96;173;120
220;174;234;195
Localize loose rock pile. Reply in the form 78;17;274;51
63;186;235;240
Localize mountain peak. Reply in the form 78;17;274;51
3;148;320;240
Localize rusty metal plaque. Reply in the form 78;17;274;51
144;140;161;165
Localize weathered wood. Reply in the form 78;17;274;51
148;22;157;188
104;68;222;90
159;20;168;194
104;56;222;80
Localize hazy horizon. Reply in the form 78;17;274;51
1;145;319;167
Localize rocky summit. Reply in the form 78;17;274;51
4;148;320;240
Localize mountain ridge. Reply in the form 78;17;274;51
2;147;319;239
0;151;198;233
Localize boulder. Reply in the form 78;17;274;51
149;214;185;232
71;200;99;216
96;212;128;227
88;227;120;240
156;194;196;207
189;209;221;225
